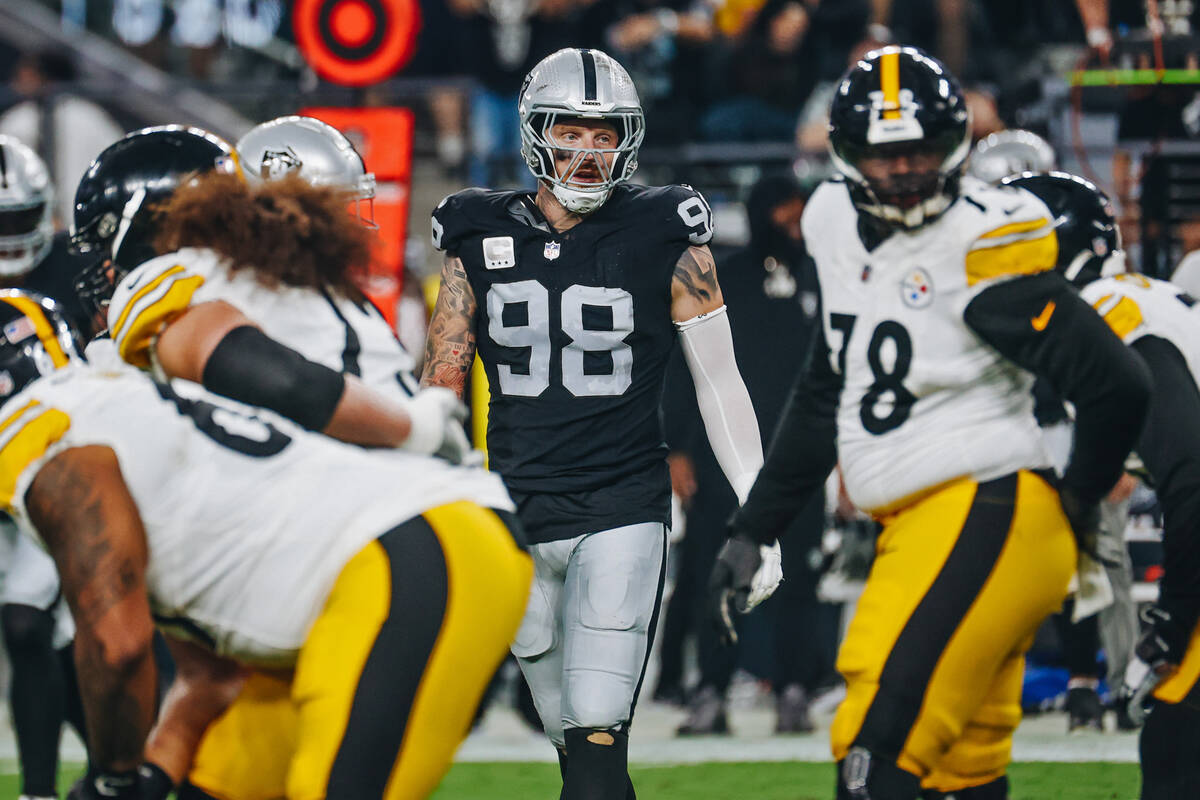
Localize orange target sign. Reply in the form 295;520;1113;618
293;0;421;87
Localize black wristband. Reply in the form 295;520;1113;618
202;325;346;431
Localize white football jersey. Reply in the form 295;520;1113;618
107;247;417;400
1081;273;1200;380
0;366;512;667
804;177;1059;513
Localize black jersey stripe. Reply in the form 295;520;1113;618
0;144;8;189
852;473;1018;759
320;287;362;377
580;49;598;102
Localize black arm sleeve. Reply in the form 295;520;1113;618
963;272;1152;505
1130;335;1200;632
732;319;841;545
201;325;347;432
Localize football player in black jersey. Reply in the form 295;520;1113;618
422;47;769;799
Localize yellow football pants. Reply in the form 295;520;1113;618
187;501;532;800
830;471;1076;794
1154;618;1200;706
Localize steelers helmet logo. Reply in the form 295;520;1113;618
293;0;421;87
900;268;935;309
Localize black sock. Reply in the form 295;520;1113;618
2;604;64;798
921;776;1008;799
175;782;222;800
1140;701;1200;799
57;642;88;743
563;728;631;800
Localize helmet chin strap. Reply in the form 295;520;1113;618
551;182;610;215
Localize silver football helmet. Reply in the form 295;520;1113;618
967;129;1057;184
0;135;54;278
236;116;376;228
519;48;645;214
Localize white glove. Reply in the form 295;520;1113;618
746;540;783;610
399;387;477;465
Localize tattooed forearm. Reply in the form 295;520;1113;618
421;254;478;399
671;245;723;316
26;447;156;770
27;449;143;630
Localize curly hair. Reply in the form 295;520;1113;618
153;172;374;298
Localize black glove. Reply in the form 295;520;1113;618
1118;605;1191;726
1058;485;1102;561
67;769;141;800
708;534;763;647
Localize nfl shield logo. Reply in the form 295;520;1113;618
544;241;561;260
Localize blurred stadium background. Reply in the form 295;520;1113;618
0;0;1194;797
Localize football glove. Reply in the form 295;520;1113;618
708;534;783;646
399;387;478;465
1119;605;1190;726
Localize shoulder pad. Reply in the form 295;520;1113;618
431;188;520;253
0;397;71;513
621;183;714;246
963;185;1057;287
108;249;212;369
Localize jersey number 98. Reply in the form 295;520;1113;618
487;280;634;397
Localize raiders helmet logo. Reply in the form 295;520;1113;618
259;147;303;180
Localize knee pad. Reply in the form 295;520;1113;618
838;747;922;800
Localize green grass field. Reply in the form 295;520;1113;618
13;761;1140;799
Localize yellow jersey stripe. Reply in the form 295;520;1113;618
965;230;1058;286
110;265;187;342
0;296;68;368
976;218;1049;241
0;398;40;441
881;50;901;120
116;274;206;369
0;407;70;511
1095;295;1143;340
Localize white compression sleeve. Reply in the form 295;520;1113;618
676;305;764;504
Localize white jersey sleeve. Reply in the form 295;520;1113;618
109;247;417;403
1082;274;1200;379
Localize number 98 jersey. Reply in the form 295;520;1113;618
805;177;1057;514
432;184;711;505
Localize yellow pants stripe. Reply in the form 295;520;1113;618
1155;617;1200;705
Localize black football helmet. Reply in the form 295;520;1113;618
0;290;85;406
828;46;971;230
69;125;240;317
1002;171;1124;288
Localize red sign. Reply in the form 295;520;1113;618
293;0;420;87
302;107;414;328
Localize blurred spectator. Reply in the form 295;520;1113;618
576;0;717;146
662;173;838;735
0;49;124;225
700;0;869;143
443;0;580;187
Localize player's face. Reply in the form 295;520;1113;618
548;119;621;186
856;142;944;210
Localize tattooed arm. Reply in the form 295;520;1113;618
670;244;725;321
421;254;478;400
26;446;156;772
